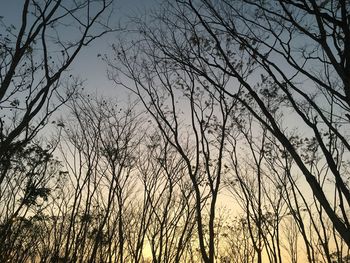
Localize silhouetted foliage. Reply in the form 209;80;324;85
1;0;350;262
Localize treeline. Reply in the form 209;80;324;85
1;93;347;263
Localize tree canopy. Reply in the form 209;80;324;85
0;1;349;262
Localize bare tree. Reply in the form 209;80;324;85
135;131;196;263
0;1;116;260
56;94;142;262
0;0;115;181
112;0;350;250
109;35;236;262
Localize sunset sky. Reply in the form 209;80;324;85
1;1;348;262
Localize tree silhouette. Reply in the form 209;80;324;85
111;0;350;249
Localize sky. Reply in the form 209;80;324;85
0;0;158;99
0;2;341;261
71;0;158;98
